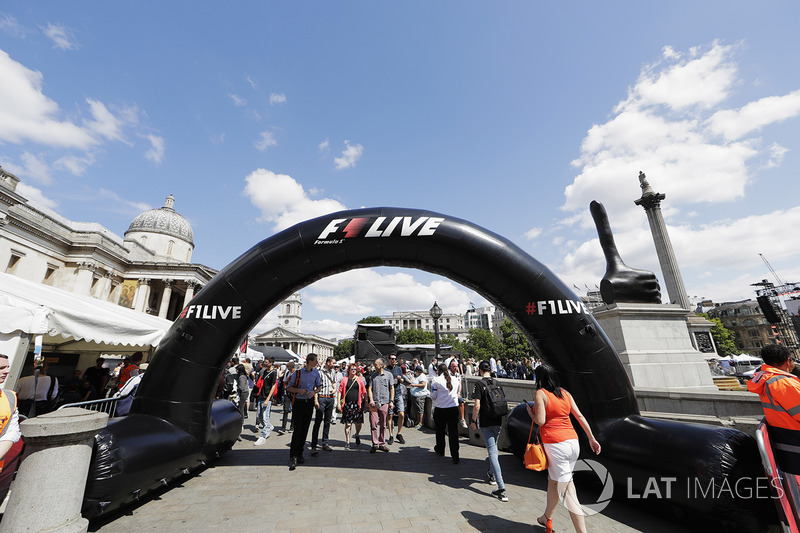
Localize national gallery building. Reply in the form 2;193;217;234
0;166;216;321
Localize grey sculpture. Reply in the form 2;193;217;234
590;200;661;305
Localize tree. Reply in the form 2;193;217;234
698;313;738;357
358;316;384;324
497;319;533;360
396;328;435;345
334;339;354;360
463;328;502;361
441;334;466;353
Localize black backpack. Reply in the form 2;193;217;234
224;371;236;398
479;378;509;419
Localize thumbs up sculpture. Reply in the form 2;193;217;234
590;200;662;305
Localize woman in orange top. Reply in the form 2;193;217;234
526;365;601;533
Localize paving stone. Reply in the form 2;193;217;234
90;415;691;533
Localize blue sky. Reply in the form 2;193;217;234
2;3;800;339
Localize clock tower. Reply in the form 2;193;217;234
279;292;302;333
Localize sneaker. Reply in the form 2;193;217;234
344;443;351;450
396;434;405;444
414;423;423;429
370;446;377;454
288;457;297;471
379;445;390;452
355;435;361;446
310;447;319;456
288;427;294;432
297;456;305;464
387;436;394;445
254;437;268;446
322;444;333;452
487;470;497;485
492;489;508;502
459;419;468;430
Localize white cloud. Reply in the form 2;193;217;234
269;93;286;105
229;94;247;107
84;99;127;143
525;227;542;240
246;76;257;89
42;23;77;51
243;168;346;231
16;182;57;209
0;50;95;148
0;50;157;176
707;90;800;141
254;131;277;151
53;153;96;175
334;140;363;170
553;41;800;305
618;41;738;112
18;152;52;184
306;269;482;320
0;14;24;36
144;134;165;164
318;138;330;152
302;318;356;340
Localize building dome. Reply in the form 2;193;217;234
125;195;194;245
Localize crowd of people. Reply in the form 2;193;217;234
218;349;605;532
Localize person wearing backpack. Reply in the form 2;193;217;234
470;360;509;502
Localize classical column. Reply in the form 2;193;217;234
133;278;151;313
100;272;114;301
74;261;97;296
182;280;197;307
158;279;173;318
634;172;691;310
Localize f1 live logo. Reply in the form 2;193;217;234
315;216;444;244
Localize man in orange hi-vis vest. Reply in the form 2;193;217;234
748;344;800;474
0;354;22;472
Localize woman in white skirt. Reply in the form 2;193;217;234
526;365;601;533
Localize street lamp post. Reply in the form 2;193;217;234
430;301;443;365
511;330;518;360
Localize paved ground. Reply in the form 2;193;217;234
90;415;691;533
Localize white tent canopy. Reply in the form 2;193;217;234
0;273;173;388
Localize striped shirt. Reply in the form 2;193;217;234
318;368;338;397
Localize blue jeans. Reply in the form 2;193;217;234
258;400;273;438
312;396;335;447
481;426;505;490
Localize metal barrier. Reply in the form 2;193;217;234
57;393;131;418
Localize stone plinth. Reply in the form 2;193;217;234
593;303;717;391
1;408;109;533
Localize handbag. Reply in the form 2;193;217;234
524;419;548;471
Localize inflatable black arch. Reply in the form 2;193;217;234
84;208;771;530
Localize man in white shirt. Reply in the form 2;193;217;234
428;356;439;380
15;364;59;417
408;366;429;428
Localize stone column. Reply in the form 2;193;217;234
182;280;197;307
74;262;97;296
1;408;109;533
158;279;173;318
133;278;151;313
634;172;691;310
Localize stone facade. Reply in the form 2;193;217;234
0;166;216;322
706;299;800;359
